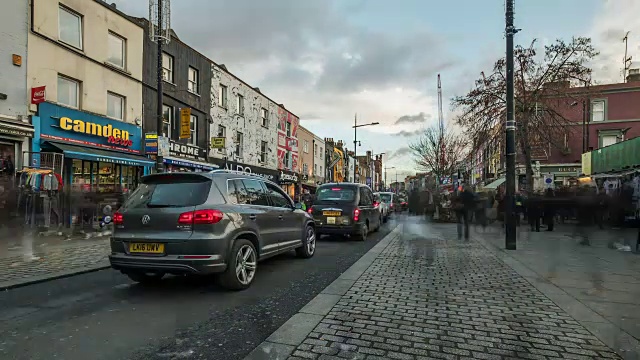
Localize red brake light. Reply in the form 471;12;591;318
307;206;313;214
374;201;380;208
354;208;360;221
331;188;342;191
113;212;123;225
178;209;223;225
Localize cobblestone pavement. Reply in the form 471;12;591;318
0;236;110;289
287;220;622;360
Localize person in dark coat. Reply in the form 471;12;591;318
527;193;541;232
543;188;556;231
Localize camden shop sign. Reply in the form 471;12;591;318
169;140;206;161
279;170;299;184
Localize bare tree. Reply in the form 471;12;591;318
452;37;599;189
409;123;468;187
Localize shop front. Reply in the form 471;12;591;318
278;169;300;198
33;102;154;193
209;158;278;182
163;140;216;172
0;115;34;177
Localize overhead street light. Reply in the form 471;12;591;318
352;114;379;181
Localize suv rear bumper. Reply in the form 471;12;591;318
109;253;227;275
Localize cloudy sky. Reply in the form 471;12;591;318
114;0;638;179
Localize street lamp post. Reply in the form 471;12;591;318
352;114;379;183
385;166;395;192
505;0;519;250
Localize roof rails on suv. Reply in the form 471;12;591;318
209;169;265;178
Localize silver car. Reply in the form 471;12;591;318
109;170;316;290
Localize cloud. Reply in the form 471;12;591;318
589;0;640;83
392;129;423;137
394;113;431;125
387;147;411;160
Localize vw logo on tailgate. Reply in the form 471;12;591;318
141;215;151;225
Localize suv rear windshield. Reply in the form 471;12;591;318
316;186;356;202
379;193;392;202
122;174;212;209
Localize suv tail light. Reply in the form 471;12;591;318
178;209;224;225
307;206;314;214
373;201;380;208
354;208;360;221
113;212;123;225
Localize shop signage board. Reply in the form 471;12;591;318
279;170;299;184
179;108;191;139
0;123;33;137
169;140;206;161
210;136;225;149
38;102;143;153
31;86;46;104
145;133;158;154
210;158;279;182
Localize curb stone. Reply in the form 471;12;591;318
471;231;640;359
243;224;403;360
0;261;110;291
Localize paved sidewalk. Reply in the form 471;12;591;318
246;219;635;360
0;232;110;290
464;223;640;354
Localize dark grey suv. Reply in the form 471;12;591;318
109;170;316;290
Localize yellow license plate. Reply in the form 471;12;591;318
129;243;165;254
326;217;336;224
323;211;341;216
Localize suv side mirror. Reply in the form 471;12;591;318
294;202;303;210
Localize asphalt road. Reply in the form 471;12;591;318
0;218;398;360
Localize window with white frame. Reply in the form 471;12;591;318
285;151;292;168
286;121;291;137
591;100;605;122
303;140;309;153
218;85;228;108
601;135;618;147
260;141;268;163
217;125;226;152
188;67;199;94
303;163;308;174
162;53;174;82
59;6;83;49
189;114;197;145
261;108;268;127
236;94;244;115
235;131;243;157
107;32;125;68
314;164;318;175
314;144;318;156
57;75;79;108
107;92;125;120
162;104;173;138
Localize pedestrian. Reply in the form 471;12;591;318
453;185;475;240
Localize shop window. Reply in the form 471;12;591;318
260;141;268;163
107;31;125;69
217;125;226;153
59;5;83;49
97;162;117;192
162;53;174;83
107;92;125;120
58;75;80;108
188;67;199;94
72;159;90;186
162;104;173;138
189;114;197;145
236;94;244;115
218;85;228;108
261;108;268;127
235;131;243;158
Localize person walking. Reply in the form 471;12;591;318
453;186;475;240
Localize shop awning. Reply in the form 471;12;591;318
483;177;506;189
46;142;155;167
163;156;218;171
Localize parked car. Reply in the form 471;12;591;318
308;183;382;241
378;192;400;213
109;170;316;290
373;192;390;223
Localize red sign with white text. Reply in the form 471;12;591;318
31;86;46;104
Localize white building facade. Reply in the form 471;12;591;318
209;64;278;175
312;135;325;184
0;0;33;169
347;155;355;183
